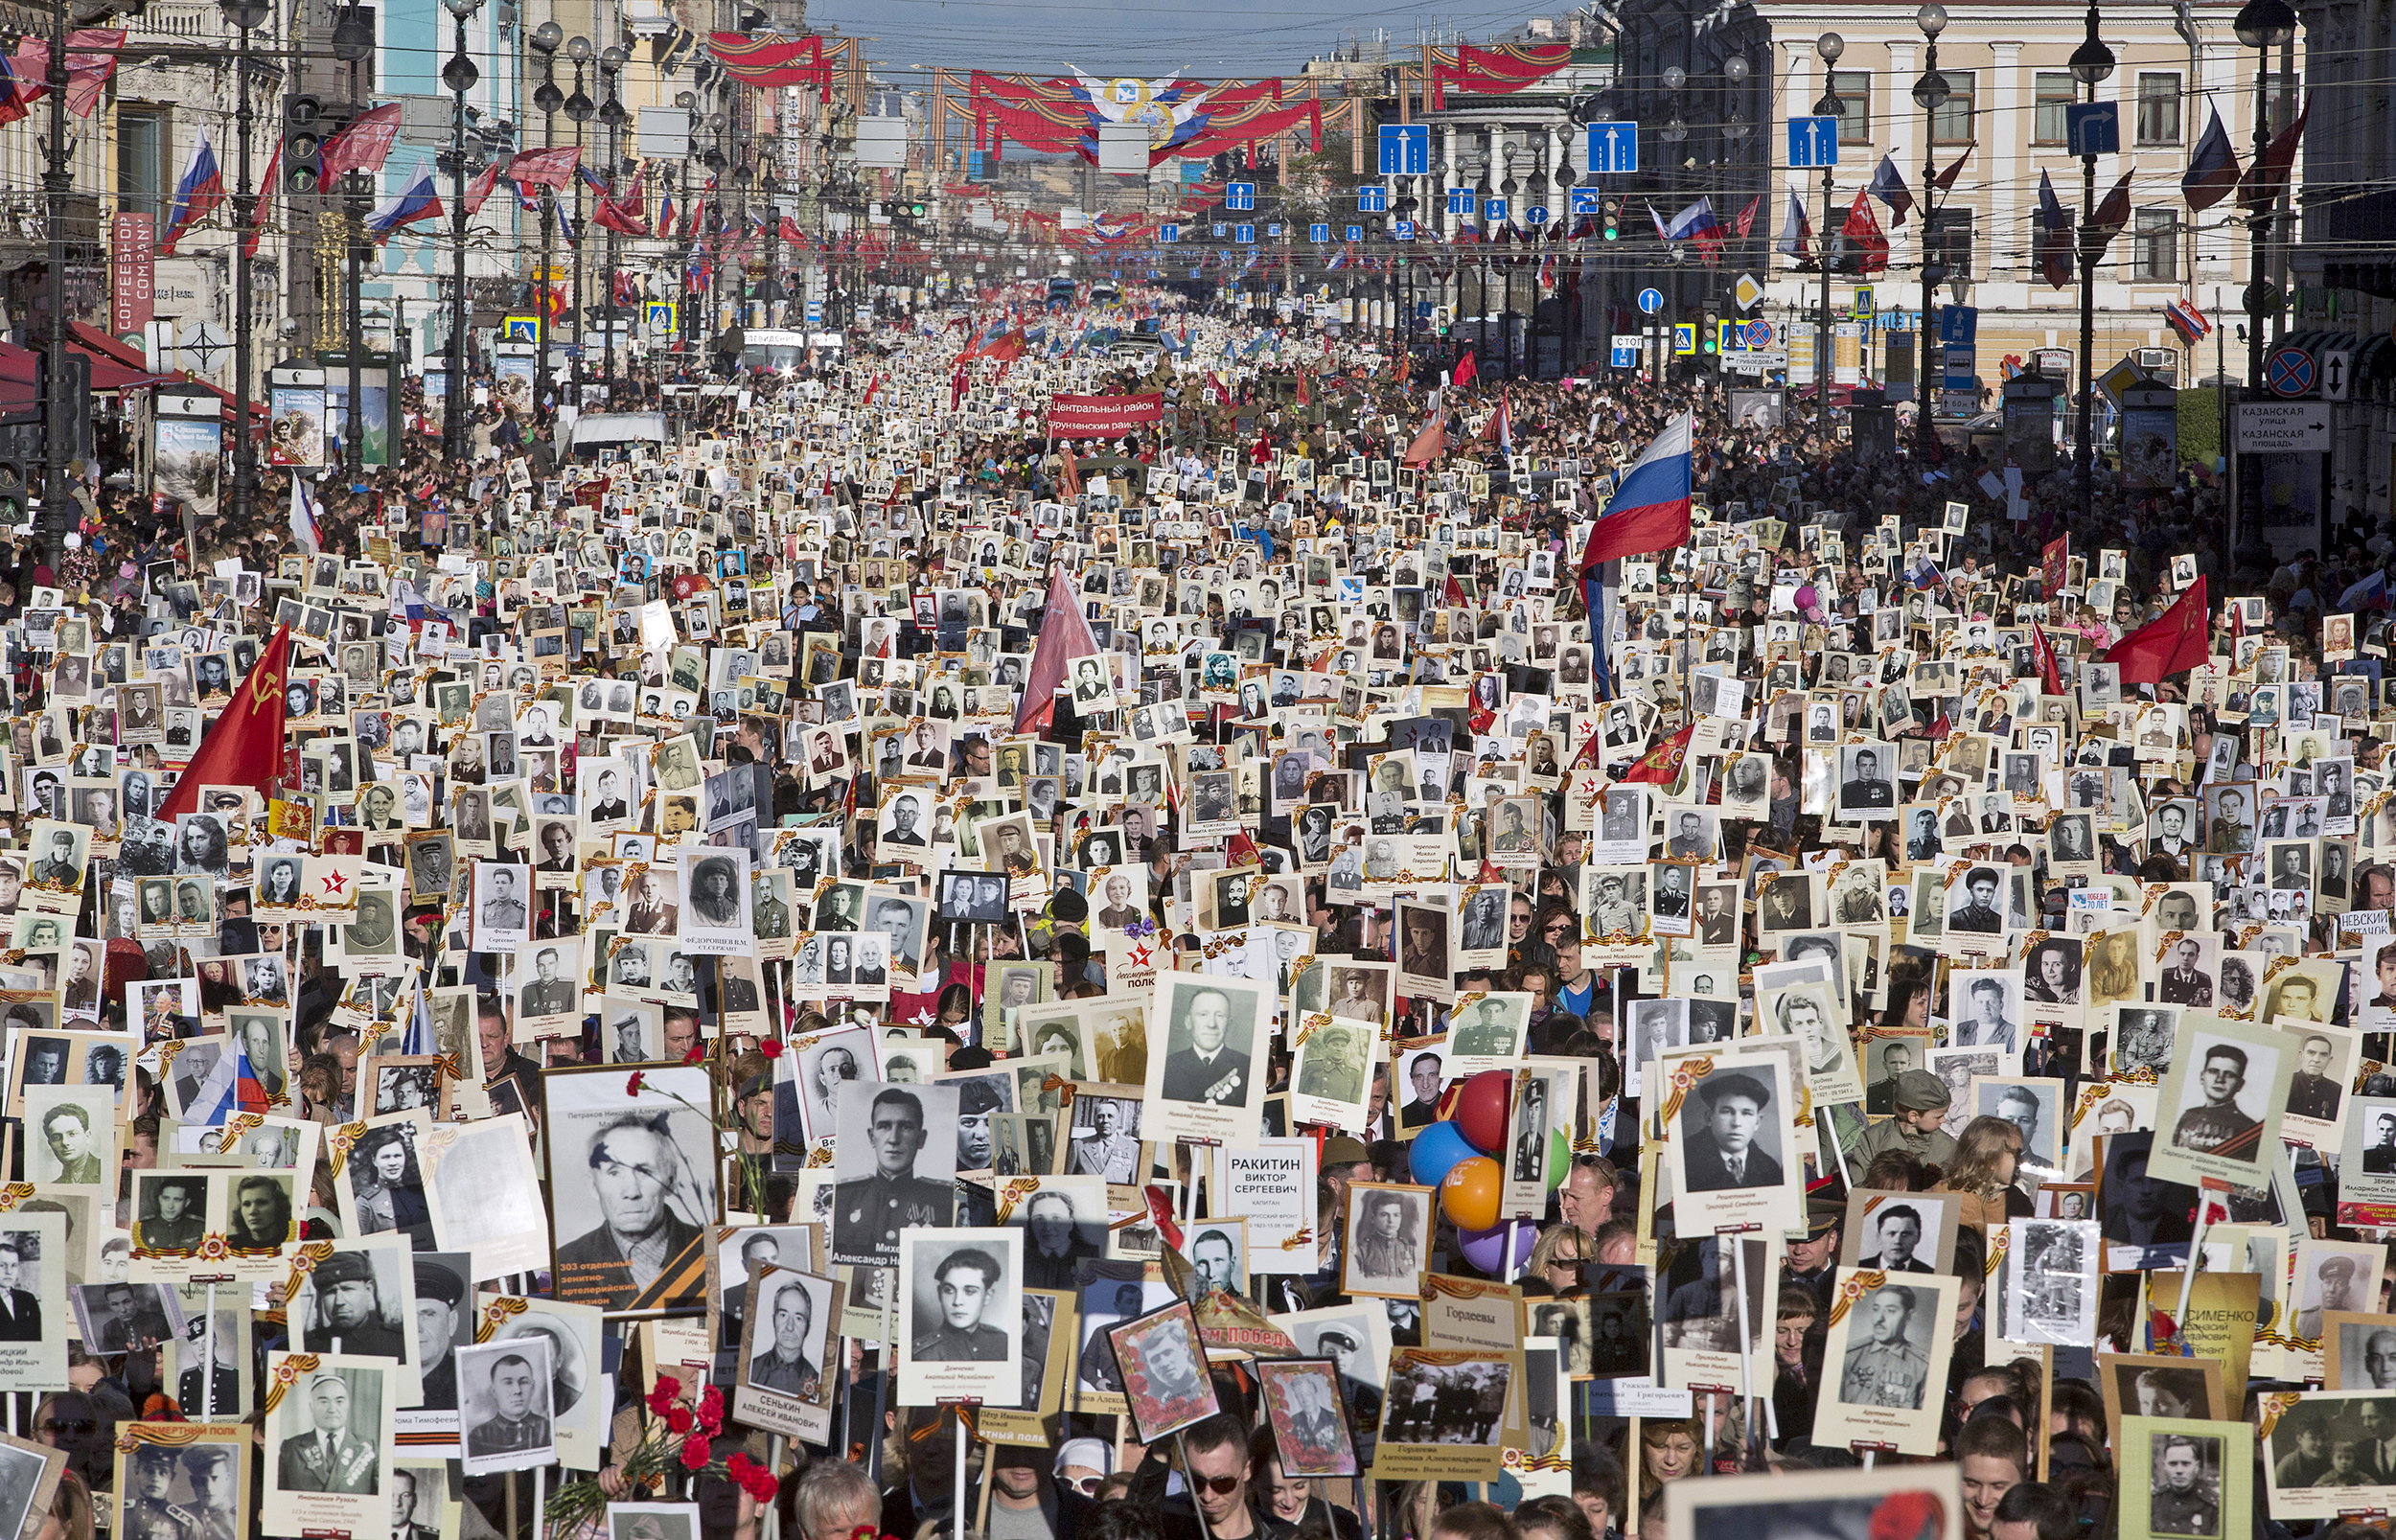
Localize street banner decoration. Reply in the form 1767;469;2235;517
704;32;832;88
1426;42;1572;108
1045;392;1163;437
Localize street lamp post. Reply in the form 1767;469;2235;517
1814;32;1845;436
220;0;269;522
1912;5;1948;459
598;46;625;393
529;21;564;417
333;2;374;477
2234;0;2296;388
564;36;594;408
36;0;67;563
439;0;482;468
2069;3;2115;524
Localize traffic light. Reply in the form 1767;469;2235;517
1602;199;1619;241
0;460;27;524
1703;310;1720;353
284;95;325;195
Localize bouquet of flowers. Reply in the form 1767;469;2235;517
544;1375;779;1536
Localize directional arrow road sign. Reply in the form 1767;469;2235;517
1586;121;1638;173
1787;115;1839;167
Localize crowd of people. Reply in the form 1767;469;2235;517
0;275;2386;1540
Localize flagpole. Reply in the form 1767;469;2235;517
227;2;264;523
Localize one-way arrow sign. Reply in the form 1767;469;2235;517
2324;347;2354;402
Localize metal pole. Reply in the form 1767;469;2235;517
571;65;586;407
2246;41;2269;389
605;118;619;393
230;25;257;521
39;0;68;566
541;92;556;416
2076;80;2097;523
447;11;472;468
1819;162;1832;438
1918;39;1937;460
344;172;364;473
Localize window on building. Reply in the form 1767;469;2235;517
1828;70;1872;145
2034;72;2077;145
2263;71;2299;134
1926;206;1973;280
1932;69;1974;143
2132;207;2177;281
117;108;167;221
2136;72;2182;144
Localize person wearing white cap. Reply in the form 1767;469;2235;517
1052;1438;1113;1497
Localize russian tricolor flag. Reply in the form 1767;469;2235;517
1578;411;1693;572
365;162;443;242
158;127;223;255
2164;298;2212;347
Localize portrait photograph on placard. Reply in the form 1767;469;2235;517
1811;1269;1960;1457
1256;1357;1360;1479
1107;1299;1219;1443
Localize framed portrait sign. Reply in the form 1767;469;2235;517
1140;973;1270;1148
1106;1299;1219;1444
2120;1415;2249;1540
2148;1014;2295;1189
1659;1050;1802;1236
541;1066;719;1316
113;1424;241;1540
1340;1183;1434;1301
261;1352;396;1540
1664;1464;1964;1540
731;1266;843;1444
894;1228;1022;1408
2256;1389;2396;1521
2096;1351;2225;1453
1370;1347;1514;1482
1811;1268;1961;1457
1256;1358;1360;1479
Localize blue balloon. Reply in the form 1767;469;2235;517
1408;1119;1479;1188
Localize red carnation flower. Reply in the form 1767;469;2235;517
626;1071;647;1095
759;1038;784;1060
680;1433;712;1471
683;1041;707;1065
665;1404;694;1435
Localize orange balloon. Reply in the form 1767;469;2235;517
1440;1156;1505;1232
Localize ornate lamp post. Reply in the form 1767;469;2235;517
219;0;270;520
1814;32;1844;432
563;35;594;405
2233;0;2295;388
333;1;375;475
439;0;483;467
529;20;564;415
1912;3;1948;457
2069;3;2115;523
597;45;625;391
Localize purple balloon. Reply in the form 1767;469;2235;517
1456;1220;1539;1276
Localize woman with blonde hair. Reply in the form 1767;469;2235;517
1930;1115;2034;1231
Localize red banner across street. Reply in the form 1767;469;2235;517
1045;392;1163;438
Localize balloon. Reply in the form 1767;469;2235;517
1407;1119;1479;1188
1549;1127;1573;1187
1795;584;1818;613
1456;1218;1539;1275
1454;1070;1513;1153
1440;1156;1504;1231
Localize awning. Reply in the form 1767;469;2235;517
0;339;173;415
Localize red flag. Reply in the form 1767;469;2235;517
1933;143;1975;192
2087;169;2135;264
1619;723;1695;786
2041;535;2070;597
461;162;501;216
321;103;403;179
950;366;968;410
508;145;583;190
2238;97;2310;217
155;626;293;824
1444;573;1467;608
1295;372;1309;407
861;373;884;406
1057;450;1081;499
2100;575;2211;684
1402;412;1445;467
2032;623;2064;697
1453;351;1479;389
1016;565;1100;738
1733;195;1760;238
1839;190;1889;273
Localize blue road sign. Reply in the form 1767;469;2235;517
1448;187;1478;217
1526;204;1551;226
2268;345;2316;397
1211;223;1227;238
1227;182;1256;211
1586;121;1639;173
804;302;821;325
1347;224;1364;241
1359;185;1389;214
1787;115;1839;167
1379;124;1430;176
1266;223;1281;238
1568;188;1601;216
2064;102;2119;157
1638;287;1665;315
1161;223;1181;242
1235;223;1256;243
1486;197;1509;221
1938;304;1977;345
1393;220;1415;240
1308;222;1328;242
1611;338;1640;367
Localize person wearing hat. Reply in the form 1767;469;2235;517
1681;1072;1782;1191
125;1442;196;1540
955;1080;1002;1171
1590;875;1640;937
302;1250;408;1361
279;1369;378;1494
178;1446;239;1540
466;1350;551;1459
1785;1195;1844;1307
2296;1254;2362;1340
1850;1070;1960;1170
178;1307;242;1416
1052;1437;1113;1498
414;1260;467;1412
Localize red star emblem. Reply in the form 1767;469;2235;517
319;869;350;896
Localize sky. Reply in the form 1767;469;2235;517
800;0;1550;84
